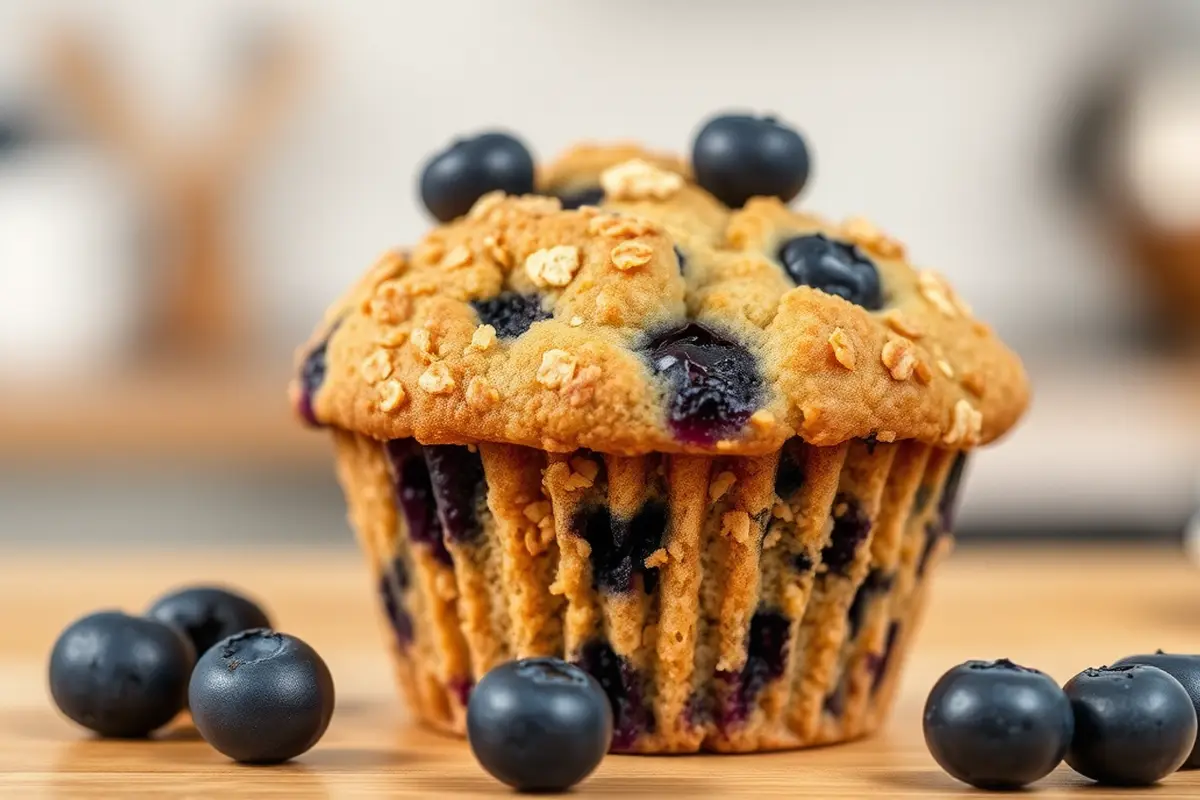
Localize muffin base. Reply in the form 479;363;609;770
332;430;964;753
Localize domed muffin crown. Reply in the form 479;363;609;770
293;125;1028;456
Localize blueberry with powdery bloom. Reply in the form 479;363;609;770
468;658;611;792
420;131;535;222
643;322;762;445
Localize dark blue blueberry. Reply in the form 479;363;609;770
870;622;900;694
691;113;810;208
555;185;605;210
917;521;944;577
820;494;871;577
296;323;340;427
939;453;970;531
718;609;790;726
1112;652;1200;768
467;657;612;792
778;234;883;310
574;639;651;752
385;440;452;567
146;586;271;660
419;131;535;222
189;629;335;764
643;323;762;445
924;659;1073;790
379;563;414;647
846;569;894;639
49;611;195;738
423;445;487;546
574;501;669;595
1064;665;1197;785
470;292;551;339
774;441;806;500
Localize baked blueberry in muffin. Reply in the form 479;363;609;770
294;112;1028;753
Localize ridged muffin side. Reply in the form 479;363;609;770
333;429;963;753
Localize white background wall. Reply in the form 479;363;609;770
0;0;1137;354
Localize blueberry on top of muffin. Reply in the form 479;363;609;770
292;113;1028;455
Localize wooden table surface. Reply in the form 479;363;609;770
2;545;1198;798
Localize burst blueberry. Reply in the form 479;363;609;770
719;609;790;727
423;444;487;545
189;629;335;764
49;611;195;738
820;494;871;577
778;234;883;310
691;113;810;208
574;639;650;751
924;659;1073;790
1064;664;1197;785
420;131;535;222
470;292;551;339
146;586;271;660
643;323;762;445
468;657;612;792
385;440;452;567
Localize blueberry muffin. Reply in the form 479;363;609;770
292;114;1029;753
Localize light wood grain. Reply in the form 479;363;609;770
2;545;1198;798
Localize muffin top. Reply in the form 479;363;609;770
293;117;1029;456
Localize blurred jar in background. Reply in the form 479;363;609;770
1067;1;1200;348
0;110;143;383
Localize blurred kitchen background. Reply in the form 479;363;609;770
0;0;1197;549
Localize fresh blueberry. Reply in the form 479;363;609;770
691;113;810;208
1112;652;1200;768
420;131;535;222
470;292;552;339
820;494;871;577
778;234;883;310
467;657;612;792
923;659;1073;790
642;322;762;445
1064;664;1197;785
146;586;271;659
189;629;335;764
555;185;604;210
49;611;195;738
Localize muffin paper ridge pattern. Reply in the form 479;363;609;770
333;430;967;753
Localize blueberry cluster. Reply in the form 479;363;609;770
924;653;1200;790
49;586;334;764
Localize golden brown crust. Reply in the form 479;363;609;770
295;144;1029;454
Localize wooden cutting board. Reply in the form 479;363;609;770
2;545;1197;798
